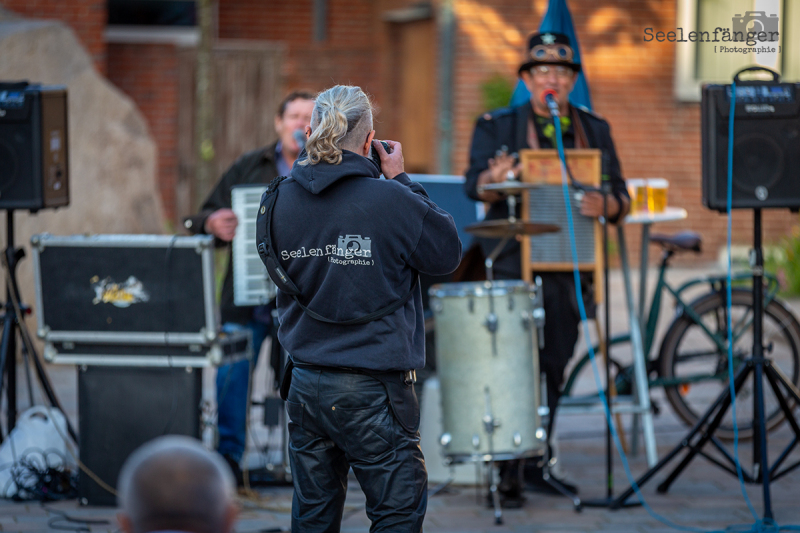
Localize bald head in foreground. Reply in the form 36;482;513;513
117;436;237;533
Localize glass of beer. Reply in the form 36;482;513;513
647;178;668;213
627;179;648;214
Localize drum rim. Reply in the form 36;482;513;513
429;280;534;298
444;449;544;464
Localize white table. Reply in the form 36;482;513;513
619;207;688;465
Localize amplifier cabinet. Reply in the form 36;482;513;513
0;84;70;211
77;365;203;506
702;81;800;211
31;234;221;366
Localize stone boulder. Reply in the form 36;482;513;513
0;10;164;351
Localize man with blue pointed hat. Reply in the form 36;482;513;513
464;31;630;506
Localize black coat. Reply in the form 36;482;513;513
464;102;627;278
272;151;462;371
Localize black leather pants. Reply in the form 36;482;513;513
285;367;427;532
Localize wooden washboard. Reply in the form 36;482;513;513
519;149;603;303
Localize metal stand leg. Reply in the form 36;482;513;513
617;226;658;467
482;387;502;525
631;224;651;456
1;214;76;443
487;460;503;525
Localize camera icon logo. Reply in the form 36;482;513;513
732;11;779;41
337;235;371;258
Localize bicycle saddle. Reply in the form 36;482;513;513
649;231;702;253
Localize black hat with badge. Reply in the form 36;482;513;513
518;31;581;74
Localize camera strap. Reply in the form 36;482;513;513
256;176;419;326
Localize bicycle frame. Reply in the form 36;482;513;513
642;249;780;388
564;248;782;396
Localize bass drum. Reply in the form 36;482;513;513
430;280;545;462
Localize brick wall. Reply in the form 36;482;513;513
5;0;794;257
0;0;107;75
219;0;381;99
107;43;180;223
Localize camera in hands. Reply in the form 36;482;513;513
370;140;392;175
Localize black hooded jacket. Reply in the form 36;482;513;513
271;151;462;371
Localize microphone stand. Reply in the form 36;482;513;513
582;180;617;507
544;94;634;508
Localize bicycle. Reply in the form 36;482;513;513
561;231;800;440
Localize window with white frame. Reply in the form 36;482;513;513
674;0;800;101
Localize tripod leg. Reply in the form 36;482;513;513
611;362;748;508
0;309;15;437
656;363;750;493
762;363;800;480
487;460;502;525
4;272;78;443
542;462;582;510
765;360;800;404
752;359;772;519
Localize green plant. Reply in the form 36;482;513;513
480;74;514;112
766;223;800;296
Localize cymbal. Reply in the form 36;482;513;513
478;181;541;193
465;220;560;238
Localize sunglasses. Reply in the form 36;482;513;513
530;44;574;62
531;65;574;78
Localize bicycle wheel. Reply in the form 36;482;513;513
561;336;631;402
659;288;800;440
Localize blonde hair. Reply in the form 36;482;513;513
300;85;373;166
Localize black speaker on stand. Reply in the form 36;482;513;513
612;67;800;522
0;81;69;211
702;67;800;212
0;82;72;441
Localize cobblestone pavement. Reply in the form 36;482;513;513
0;267;798;532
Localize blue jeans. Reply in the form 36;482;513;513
216;319;270;462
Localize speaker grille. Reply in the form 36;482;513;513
733;134;783;192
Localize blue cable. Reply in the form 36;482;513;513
551;99;799;532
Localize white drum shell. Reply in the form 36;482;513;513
431;281;543;461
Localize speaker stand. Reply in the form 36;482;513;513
0;210;77;443
610;209;800;518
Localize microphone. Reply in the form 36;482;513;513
292;129;306;151
541;89;560;117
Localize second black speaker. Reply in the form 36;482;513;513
0;82;69;212
702;75;800;212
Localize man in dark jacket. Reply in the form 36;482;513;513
465;32;630;502
184;91;314;480
268;85;461;532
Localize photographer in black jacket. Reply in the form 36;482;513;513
268;85;461;532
